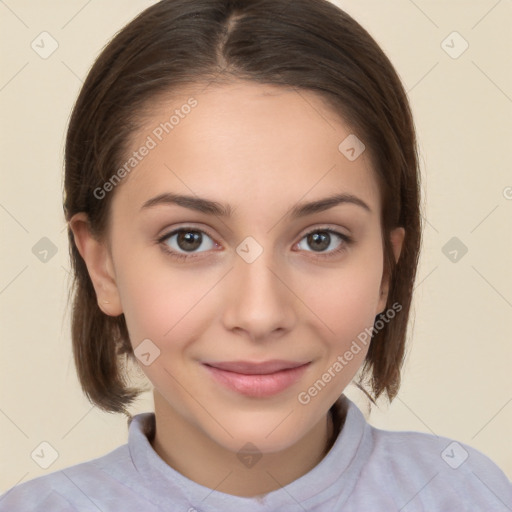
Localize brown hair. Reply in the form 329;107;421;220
63;0;422;417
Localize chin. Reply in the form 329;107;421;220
200;408;311;454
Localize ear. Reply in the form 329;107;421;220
68;212;123;316
377;227;405;313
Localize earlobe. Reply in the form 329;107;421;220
377;227;406;313
69;213;123;316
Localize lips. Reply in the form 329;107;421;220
204;360;308;374
202;360;311;398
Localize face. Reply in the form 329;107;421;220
84;81;403;453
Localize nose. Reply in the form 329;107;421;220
221;248;297;342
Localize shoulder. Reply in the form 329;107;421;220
0;412;163;512
360;424;512;510
0;444;133;512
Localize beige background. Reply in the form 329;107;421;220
1;0;511;493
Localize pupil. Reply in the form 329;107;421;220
309;232;329;251
178;231;201;251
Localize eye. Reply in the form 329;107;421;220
296;228;352;258
157;226;352;261
158;227;218;259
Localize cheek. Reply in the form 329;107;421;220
292;267;381;407
302;254;383;338
117;267;204;345
110;227;177;333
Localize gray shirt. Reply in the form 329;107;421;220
1;395;511;511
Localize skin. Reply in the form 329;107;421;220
70;80;404;498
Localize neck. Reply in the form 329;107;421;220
150;393;338;498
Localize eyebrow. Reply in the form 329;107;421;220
140;192;371;217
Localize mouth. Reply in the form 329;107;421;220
202;360;311;398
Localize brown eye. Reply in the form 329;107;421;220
160;228;217;257
176;230;203;251
306;231;331;252
296;228;352;257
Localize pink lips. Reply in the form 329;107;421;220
203;360;310;398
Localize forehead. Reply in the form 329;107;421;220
111;81;380;217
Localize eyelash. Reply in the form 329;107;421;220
156;226;353;261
